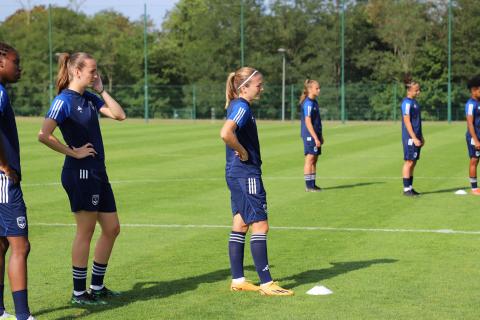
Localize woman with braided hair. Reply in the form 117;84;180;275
0;42;35;320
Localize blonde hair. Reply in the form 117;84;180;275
225;67;259;109
56;52;94;94
299;79;319;105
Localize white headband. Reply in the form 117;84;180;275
237;70;258;90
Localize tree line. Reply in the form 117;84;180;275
0;0;478;120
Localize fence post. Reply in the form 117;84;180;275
192;84;196;120
393;83;397;121
290;84;294;121
143;3;149;123
48;5;53;103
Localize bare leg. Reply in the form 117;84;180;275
72;211;97;267
93;212;120;264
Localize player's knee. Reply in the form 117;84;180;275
103;223;120;239
111;223;120;238
76;228;95;242
232;224;248;233
11;240;30;258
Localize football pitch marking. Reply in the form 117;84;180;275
31;222;480;235
21;175;467;187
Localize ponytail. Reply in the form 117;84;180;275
55;52;95;94
299;79;319;105
403;74;418;91
224;67;260;109
56;53;70;94
225;72;236;109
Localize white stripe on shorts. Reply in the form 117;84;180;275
0;174;8;204
248;178;257;195
79;169;88;180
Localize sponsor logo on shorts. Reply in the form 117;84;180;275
476;151;480;157
413;152;418;159
16;217;26;229
313;146;318;152
92;194;99;206
263;203;268;214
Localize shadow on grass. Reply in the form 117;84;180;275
34;267;235;319
278;258;398;288
322;181;385;191
420;187;467;195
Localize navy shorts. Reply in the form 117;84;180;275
226;176;268;225
0;173;28;236
466;136;480;158
61;168;117;213
303;137;321;156
403;138;421;161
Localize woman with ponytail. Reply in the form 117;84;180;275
299;79;323;192
220;67;293;296
38;52;126;305
401;75;424;196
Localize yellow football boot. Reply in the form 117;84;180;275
258;282;294;296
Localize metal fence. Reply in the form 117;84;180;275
9;82;469;121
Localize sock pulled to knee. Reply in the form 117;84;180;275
12;289;29;320
229;231;246;280
250;233;272;284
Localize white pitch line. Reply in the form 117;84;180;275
30;223;480;235
20;176;468;187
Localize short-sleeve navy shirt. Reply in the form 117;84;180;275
225;98;262;178
46;89;106;170
0;84;21;179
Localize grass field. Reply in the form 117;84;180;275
8;118;480;319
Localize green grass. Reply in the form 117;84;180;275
9;118;480;319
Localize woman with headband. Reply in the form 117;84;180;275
220;67;293;296
401;76;424;196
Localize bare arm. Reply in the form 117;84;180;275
220;120;248;161
0;136;18;183
98;90;126;121
305;116;321;147
403;115;423;147
38;118;97;159
467;115;480;149
92;75;126;121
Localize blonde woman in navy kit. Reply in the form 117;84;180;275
221;67;293;296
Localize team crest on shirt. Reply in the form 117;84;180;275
77;106;83;113
92;194;99;206
16;217;26;229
